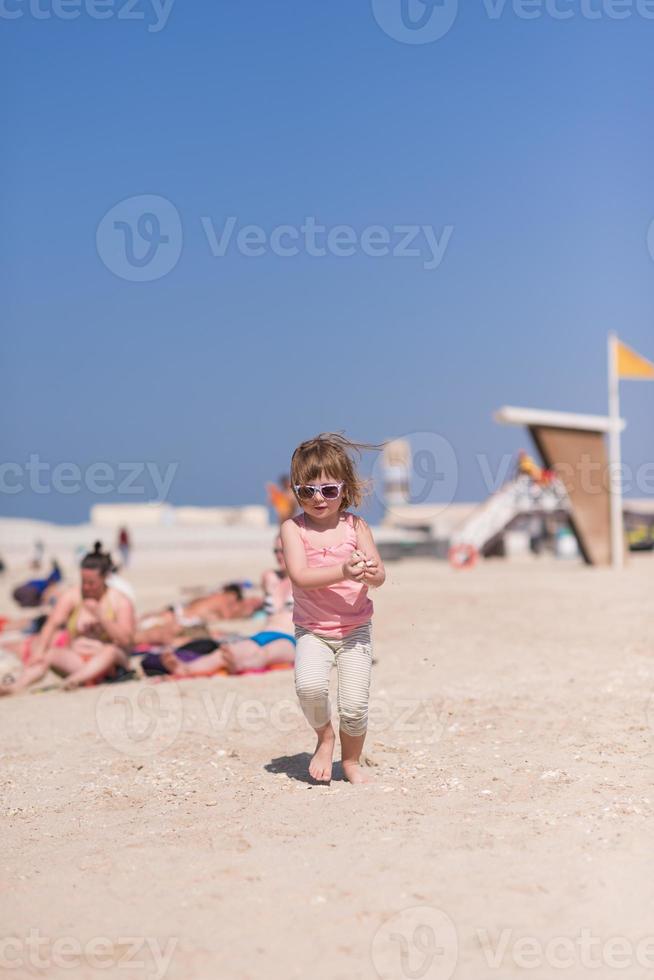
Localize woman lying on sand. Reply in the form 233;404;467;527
11;560;63;609
160;536;295;676
135;584;262;646
159;631;295;677
0;543;135;695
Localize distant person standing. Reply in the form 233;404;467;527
31;539;45;571
117;527;131;568
266;474;297;524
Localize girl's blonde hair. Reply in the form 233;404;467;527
290;433;381;512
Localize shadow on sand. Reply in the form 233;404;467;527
264;753;344;785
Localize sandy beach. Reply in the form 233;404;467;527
2;544;654;980
6;0;652;975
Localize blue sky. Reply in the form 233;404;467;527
2;0;653;524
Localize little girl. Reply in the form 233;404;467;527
280;433;386;784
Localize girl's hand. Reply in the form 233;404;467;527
362;557;379;579
343;553;366;582
353;549;378;578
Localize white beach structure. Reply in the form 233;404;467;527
90;503;269;529
493;405;625;566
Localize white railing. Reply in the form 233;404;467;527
451;476;569;553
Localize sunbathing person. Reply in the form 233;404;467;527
135;584;263;646
180;583;262;621
0;543;135;695
159;536;295;677
12;560;63;609
159;631;295;677
1;564;67;641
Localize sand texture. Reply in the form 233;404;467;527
2;547;653;979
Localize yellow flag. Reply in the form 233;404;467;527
616;340;654;380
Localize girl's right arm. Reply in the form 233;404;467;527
280;520;363;590
30;588;77;660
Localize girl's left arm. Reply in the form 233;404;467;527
355;518;386;588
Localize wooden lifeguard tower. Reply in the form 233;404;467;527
494;406;625;566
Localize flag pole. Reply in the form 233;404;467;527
608;332;624;568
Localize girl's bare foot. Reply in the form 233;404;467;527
339;731;372;784
309;726;335;782
342;760;373;785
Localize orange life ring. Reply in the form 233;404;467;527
448;544;478;569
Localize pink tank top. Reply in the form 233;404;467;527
292;512;373;639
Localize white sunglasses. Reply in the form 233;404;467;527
294;482;344;501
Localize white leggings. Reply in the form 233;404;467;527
294;623;373;737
